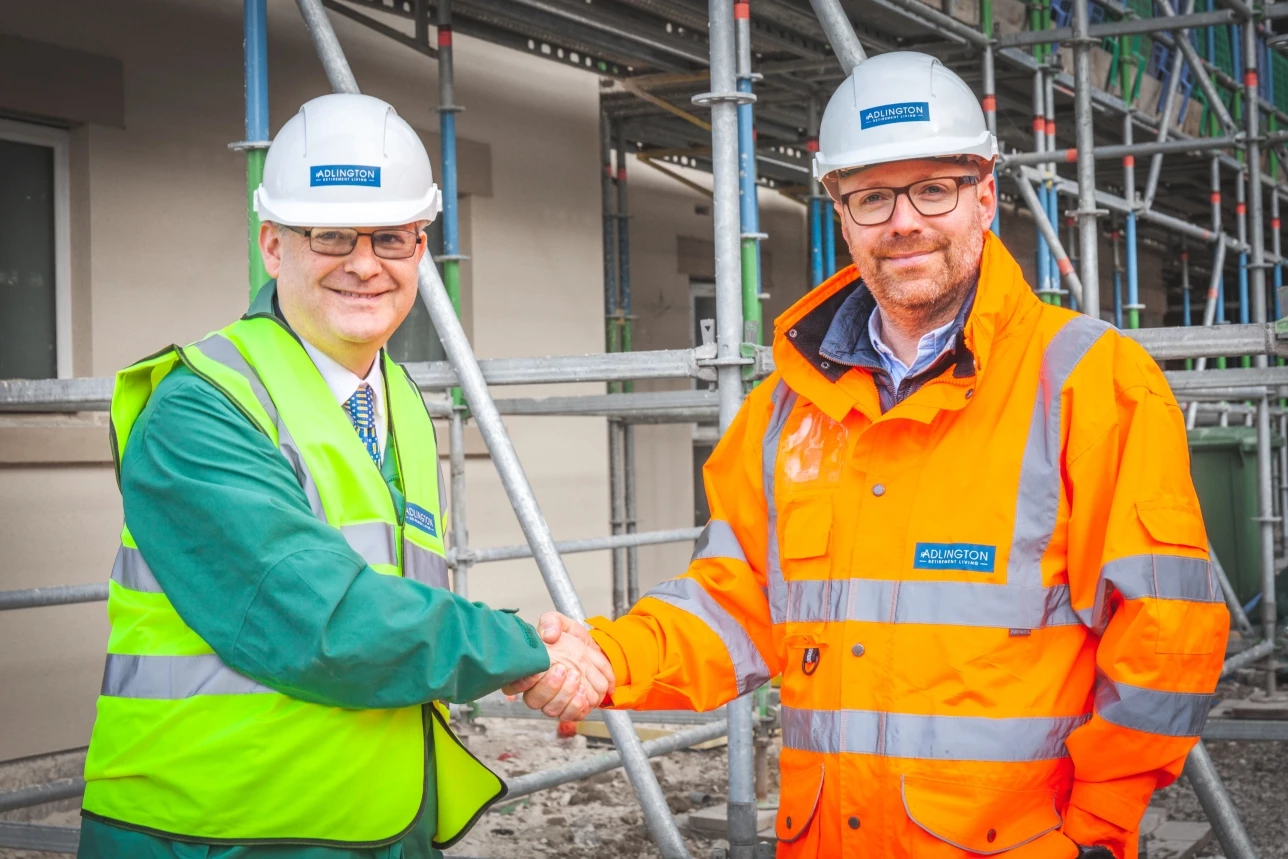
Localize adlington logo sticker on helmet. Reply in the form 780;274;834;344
309;164;382;188
913;542;996;573
860;101;931;130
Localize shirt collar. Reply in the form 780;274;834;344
867;305;958;370
819;280;975;373
297;337;386;419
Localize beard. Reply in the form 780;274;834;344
846;213;985;327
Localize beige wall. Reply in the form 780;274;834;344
0;0;808;759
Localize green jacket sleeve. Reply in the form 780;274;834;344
120;367;549;710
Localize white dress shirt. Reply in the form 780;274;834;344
299;338;388;460
867;306;957;391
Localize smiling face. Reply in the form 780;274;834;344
259;221;426;375
834;158;996;324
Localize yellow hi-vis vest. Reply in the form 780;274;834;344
82;311;505;848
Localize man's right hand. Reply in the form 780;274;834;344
501;612;615;722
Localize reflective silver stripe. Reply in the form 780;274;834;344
1105;555;1218;603
784;578;1080;628
1094;673;1212;737
101;653;274;698
1079;554;1220;629
644;577;771;695
692;520;748;564
404;542;450;589
781;705;1088;761
278;420;328;522
1007;315;1110;588
193;334;329;522
341;521;398;568
110;546;162;593
762;380;798;626
192;334;279;425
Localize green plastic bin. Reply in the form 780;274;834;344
1187;426;1282;608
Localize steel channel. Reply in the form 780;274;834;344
706;0;756;850
449;408;470;599
1011;173;1084;305
1002;135;1243;168
502;719;729;801
0;779;85;814
1184;742;1259;858
1073;0;1100;320
293;3;690;854
806;0;866;71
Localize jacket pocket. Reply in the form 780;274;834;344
775;757;824;846
1136;499;1208;552
781;496;833;562
901;774;1062;856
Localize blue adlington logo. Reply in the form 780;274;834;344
860;101;931;130
310;164;382;187
914;542;996;573
406;502;438;538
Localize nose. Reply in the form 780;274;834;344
886;191;924;235
344;233;383;281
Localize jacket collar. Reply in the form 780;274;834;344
771;231;1041;421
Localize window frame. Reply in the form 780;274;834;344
0;118;72;378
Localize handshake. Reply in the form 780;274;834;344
501;612;616;722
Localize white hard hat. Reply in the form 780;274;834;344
254;93;441;228
813;52;997;200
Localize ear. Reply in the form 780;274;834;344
976;167;998;228
259;222;283;279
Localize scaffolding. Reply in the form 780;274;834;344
4;0;1288;855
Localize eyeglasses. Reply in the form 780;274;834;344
839;175;980;227
281;225;423;259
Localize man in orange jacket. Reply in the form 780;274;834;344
513;51;1228;858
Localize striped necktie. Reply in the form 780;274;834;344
345;383;381;465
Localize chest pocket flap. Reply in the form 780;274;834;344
902;774;1062;855
1137;498;1208;551
781;496;833;561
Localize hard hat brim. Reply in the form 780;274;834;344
254;186;442;228
813;131;998;183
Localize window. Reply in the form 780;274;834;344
385;216;448;364
0;119;70;380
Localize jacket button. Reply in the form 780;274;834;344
785;817;793;829
851;643;865;657
848;816;860;829
820;361;830;370
788;328;798;338
872;484;885;497
986;829;997;843
965;389;974;399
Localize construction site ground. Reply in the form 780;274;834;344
2;673;1286;859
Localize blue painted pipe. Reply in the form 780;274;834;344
1239;251;1250;324
1125;211;1139;326
1183;279;1192;326
244;0;269;143
1113;268;1123;329
991;168;1001;236
1035;183;1051;299
823;208;837;277
441;111;458;260
737;76;760;274
809;198;824;286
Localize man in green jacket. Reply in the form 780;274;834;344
78;93;610;859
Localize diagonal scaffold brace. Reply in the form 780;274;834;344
293;2;693;856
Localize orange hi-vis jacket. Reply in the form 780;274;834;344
588;233;1228;859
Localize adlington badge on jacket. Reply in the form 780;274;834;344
913;542;996;572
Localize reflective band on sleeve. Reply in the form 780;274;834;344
110;546;162;593
404;542;450;589
192;335;279;425
1105;554;1218;603
1094;673;1213;737
692;519;749;564
784;578;1080;628
780;706;1087;761
644;577;771;695
1008;315;1110;588
340;522;398;568
101;653;275;698
763;380;798;625
278;421;328;523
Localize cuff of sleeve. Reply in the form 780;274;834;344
587;617;631;693
1062;781;1148;857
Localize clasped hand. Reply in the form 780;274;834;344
501;612;615;722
